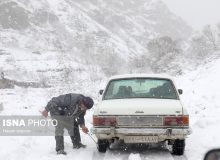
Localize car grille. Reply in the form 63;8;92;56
117;116;163;126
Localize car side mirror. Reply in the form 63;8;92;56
178;89;183;95
99;90;104;95
204;149;220;160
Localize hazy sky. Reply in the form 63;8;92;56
162;0;220;30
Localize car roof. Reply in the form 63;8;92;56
108;74;174;80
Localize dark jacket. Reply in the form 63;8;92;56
45;93;85;125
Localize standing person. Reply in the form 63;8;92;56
41;93;94;155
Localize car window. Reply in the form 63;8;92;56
104;78;178;100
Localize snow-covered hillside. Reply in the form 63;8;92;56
0;0;192;55
0;0;193;80
0;0;193;97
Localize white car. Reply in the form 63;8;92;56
92;74;191;155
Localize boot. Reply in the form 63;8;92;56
57;150;67;155
73;143;86;149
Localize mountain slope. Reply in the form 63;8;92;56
0;0;192;57
0;0;193;88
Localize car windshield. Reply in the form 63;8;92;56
103;78;178;100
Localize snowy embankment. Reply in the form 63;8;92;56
0;57;220;160
176;57;220;160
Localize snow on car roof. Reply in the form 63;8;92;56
108;74;174;80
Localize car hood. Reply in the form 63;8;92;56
96;98;183;115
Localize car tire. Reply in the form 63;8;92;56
172;139;185;155
97;139;109;153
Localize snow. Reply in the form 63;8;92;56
175;57;220;160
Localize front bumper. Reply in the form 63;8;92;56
91;127;192;142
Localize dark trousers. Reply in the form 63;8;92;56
54;118;81;151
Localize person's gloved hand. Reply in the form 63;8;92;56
41;109;48;118
81;126;89;134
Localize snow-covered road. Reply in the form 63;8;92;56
0;135;188;160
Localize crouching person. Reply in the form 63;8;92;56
41;93;94;155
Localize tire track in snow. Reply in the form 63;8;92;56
90;143;188;160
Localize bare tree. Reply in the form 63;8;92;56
217;23;220;47
93;47;124;76
203;25;219;51
147;36;182;74
190;35;211;60
128;54;151;73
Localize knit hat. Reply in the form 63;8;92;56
82;96;94;109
